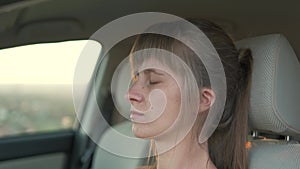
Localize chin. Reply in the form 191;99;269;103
132;122;156;139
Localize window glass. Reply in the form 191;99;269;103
0;40;101;137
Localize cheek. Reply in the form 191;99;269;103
132;84;181;138
163;88;181;123
132;92;181;138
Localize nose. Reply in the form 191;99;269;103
127;82;145;104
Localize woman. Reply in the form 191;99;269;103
127;19;252;169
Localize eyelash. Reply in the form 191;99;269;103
149;76;161;85
132;71;161;85
149;80;160;85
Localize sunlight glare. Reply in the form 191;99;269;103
0;40;101;84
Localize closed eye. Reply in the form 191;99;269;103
149;81;160;85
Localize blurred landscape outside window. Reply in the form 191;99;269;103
0;40;101;137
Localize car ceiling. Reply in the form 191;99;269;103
0;0;299;60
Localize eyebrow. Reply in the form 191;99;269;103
144;69;165;76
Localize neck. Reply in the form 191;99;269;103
154;133;216;169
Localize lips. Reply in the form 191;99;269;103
130;110;145;120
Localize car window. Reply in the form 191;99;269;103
0;40;101;137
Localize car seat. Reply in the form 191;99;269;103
236;34;300;169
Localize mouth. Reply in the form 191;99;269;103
130;110;145;120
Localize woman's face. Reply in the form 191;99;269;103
128;61;181;139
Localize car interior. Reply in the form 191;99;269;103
0;0;299;169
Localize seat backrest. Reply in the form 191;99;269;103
91;121;149;169
236;34;300;169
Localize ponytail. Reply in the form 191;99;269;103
208;48;253;169
233;48;253;169
238;49;253;87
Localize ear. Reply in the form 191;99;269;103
199;88;216;113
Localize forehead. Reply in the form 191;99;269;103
138;57;173;75
130;48;191;82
